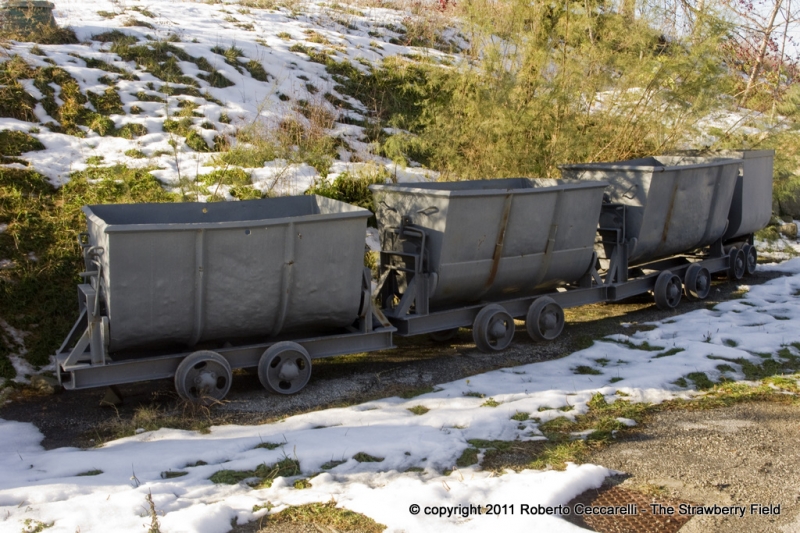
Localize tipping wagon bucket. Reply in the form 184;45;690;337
670;150;774;242
370;178;608;309
81;196;371;352
560;156;741;264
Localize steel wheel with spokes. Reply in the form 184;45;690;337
742;244;758;276
654;271;682;310
729;247;746;280
472;304;515;353
174;350;232;404
684;263;711;301
258;341;312;395
526;297;565;341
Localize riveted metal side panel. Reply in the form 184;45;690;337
561;157;740;264
81;196;370;352
724;150;774;240
371;178;607;309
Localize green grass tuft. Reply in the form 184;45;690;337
610;339;665;351
456;447;479;467
160;471;188;478
407;405;429;415
398;385;434;399
245;60;269;81
0;130;44;156
538;416;577;433
353;452;383;463
654;347;685;358
255;441;283;450
209;469;253;484
200;168;251;189
20;518;53;533
266;500;385;532
293;478;312;489
687;372;715;390
573;365;602;375
198;71;235;88
210;457;301;488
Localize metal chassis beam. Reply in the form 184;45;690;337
380;207;737;338
57;327;395;390
57;267;395;391
388;253;732;337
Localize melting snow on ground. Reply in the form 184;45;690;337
1;0;446;192
1;258;800;532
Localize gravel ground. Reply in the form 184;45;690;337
587;401;800;533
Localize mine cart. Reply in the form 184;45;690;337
371;178;608;351
57;196;394;402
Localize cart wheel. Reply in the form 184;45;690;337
472;304;515;353
684;264;711;301
654;271;682;310
526;297;565;341
728;247;746;280
742;244;757;276
174;350;232;404
259;341;312;395
429;328;459;342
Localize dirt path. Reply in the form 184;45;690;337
585;401;800;533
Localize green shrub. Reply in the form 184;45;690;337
0;166;177;371
367;3;733;178
305;166;390;218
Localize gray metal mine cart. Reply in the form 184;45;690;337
57;196;394;402
560;156;741;265
371;178;608;352
371;162;770;354
669;150;774;275
557;155;767;320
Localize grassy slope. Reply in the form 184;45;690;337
0;0;455;378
